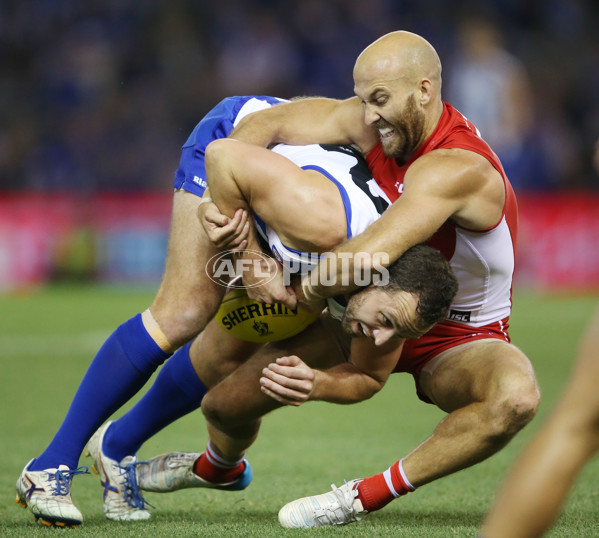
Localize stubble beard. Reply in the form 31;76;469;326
340;293;365;336
379;95;426;164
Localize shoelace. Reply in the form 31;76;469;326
321;481;362;525
118;461;152;510
48;466;89;496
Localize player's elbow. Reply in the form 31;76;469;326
361;378;385;400
342;376;386;404
352;381;384;403
205;139;235;177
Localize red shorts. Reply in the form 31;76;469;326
394;317;511;403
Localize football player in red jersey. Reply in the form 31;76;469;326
195;30;540;527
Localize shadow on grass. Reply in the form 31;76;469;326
5;507;486;537
81;508;485;530
77;507;281;527
371;509;485;527
79;507;485;526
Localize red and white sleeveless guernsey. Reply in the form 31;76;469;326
365;102;519;379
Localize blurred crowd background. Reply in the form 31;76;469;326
1;0;598;193
1;0;598;290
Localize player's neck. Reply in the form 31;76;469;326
422;100;444;144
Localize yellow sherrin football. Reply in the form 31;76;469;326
215;288;321;343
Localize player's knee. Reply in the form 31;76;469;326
201;393;225;426
149;302;213;348
501;389;539;436
201;391;246;429
490;376;540;438
202;401;261;443
174;306;213;344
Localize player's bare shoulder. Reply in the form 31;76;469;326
405;148;506;230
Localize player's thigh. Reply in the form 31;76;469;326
419;339;539;413
202;319;347;424
190;319;262;388
151;190;225;339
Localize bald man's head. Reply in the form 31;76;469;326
354;31;442;89
353;31;444;162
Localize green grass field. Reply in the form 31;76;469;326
1;285;598;537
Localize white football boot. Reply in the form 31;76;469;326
85;422;150;521
15;458;88;527
278;479;368;528
137;451;253;492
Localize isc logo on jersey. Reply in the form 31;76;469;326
216;289;321;343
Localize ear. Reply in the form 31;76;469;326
419;79;433;105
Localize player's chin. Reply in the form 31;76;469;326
380;137;403;159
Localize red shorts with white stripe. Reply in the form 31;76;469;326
394;317;511;403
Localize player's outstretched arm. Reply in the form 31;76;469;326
230;97;378;155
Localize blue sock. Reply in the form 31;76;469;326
31;314;170;471
103;342;208;461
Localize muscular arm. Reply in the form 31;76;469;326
300;149;505;300
230;97;379;154
311;336;401;403
206;138;347;252
261;336;402;405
